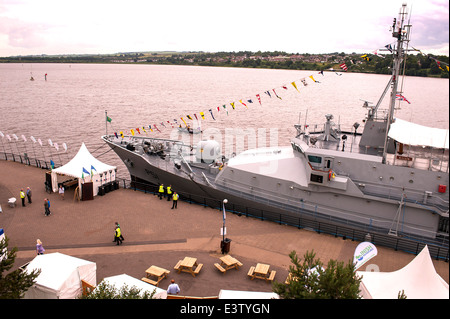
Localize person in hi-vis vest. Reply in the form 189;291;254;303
171;192;179;209
158;184;165;200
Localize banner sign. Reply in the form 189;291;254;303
353;241;378;270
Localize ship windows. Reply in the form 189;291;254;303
308;155;322;164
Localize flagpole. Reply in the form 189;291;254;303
222;199;227;243
105;110;108;136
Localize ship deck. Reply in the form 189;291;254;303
2;160;448;298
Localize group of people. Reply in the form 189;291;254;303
158;184;179;209
19;187;33;207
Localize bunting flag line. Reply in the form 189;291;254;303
115;70;337;137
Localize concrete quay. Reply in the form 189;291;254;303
1;160;448;297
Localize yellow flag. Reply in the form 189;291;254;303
291;81;299;92
130;129;135;136
120;131;124;138
200;112;205;120
309;75;316;83
230;102;235;109
181;117;187;126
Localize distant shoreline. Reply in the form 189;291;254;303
1;51;448;78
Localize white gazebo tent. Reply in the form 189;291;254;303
97;274;167;299
357;246;449;299
23;252;97;299
218;289;279;299
51;142;116;197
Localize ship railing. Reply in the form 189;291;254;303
353;179;449;214
216;176;448;242
123;178;449;260
386;150;449;173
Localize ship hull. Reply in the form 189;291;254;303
103;137;446;241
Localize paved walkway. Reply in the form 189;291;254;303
1;160;448;297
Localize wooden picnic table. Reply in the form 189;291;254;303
220;255;242;270
142;265;170;286
215;255;243;274
248;263;276;282
174;257;203;277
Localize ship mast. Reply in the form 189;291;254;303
382;3;411;163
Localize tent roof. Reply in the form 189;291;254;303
99;274;167;299
25;252;96;292
52;142;116;179
357;246;449;299
389;118;449;149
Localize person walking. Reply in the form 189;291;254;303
167;279;180;295
44;198;50;216
171;192;179;209
59;184;65;200
166;185;172;201
20;189;26;207
158;184;165;200
26;187;32;204
36;239;45;255
114;224;123;245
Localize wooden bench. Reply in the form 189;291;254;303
141;277;159;286
247;266;255;278
174;260;182;271
193;263;203;275
268;270;276;282
214;263;226;273
236;261;243;267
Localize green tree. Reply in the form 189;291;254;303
80;281;157;299
0;236;40;299
273;250;362;299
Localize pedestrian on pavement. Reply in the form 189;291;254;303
171;192;179;209
44;198;50;216
158;184;165;200
26;187;32;204
115;222;124;241
166;185;172;201
114;224;123;245
167;279;180;295
20;189;26;207
59;184;65;200
36;239;45;255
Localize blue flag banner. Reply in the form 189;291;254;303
82;167;90;175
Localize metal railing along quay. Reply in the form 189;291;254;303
127;178;449;262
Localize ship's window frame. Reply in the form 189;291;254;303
308;155;322;164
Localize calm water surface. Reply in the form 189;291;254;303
1;63;448;179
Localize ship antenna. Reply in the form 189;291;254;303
381;3;410;164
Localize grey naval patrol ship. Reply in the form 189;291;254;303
103;4;448;246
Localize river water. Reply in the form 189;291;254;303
0;63;448;179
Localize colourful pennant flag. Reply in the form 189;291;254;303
361;54;371;61
148;125;153;132
230;102;235;109
114;132;118;138
256;94;262;105
396;94;411;104
154;124;161;132
209;109;216;120
181;117;187;126
120;131;124;138
264;91;271;98
136;128;140;134
167;120;174;128
222;105;228;115
272;89;282;100
239;99;248;108
130;129;135;136
199;112;205;120
187;115;193;120
340;63;348;71
291;81;299;92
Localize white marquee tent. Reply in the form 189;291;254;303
51;142;116;196
357;246;449;299
97;274;167;299
23;252;97;299
389;118;449;149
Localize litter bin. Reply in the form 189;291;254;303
98;186;105;196
221;238;231;254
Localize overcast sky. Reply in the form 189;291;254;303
0;0;448;57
